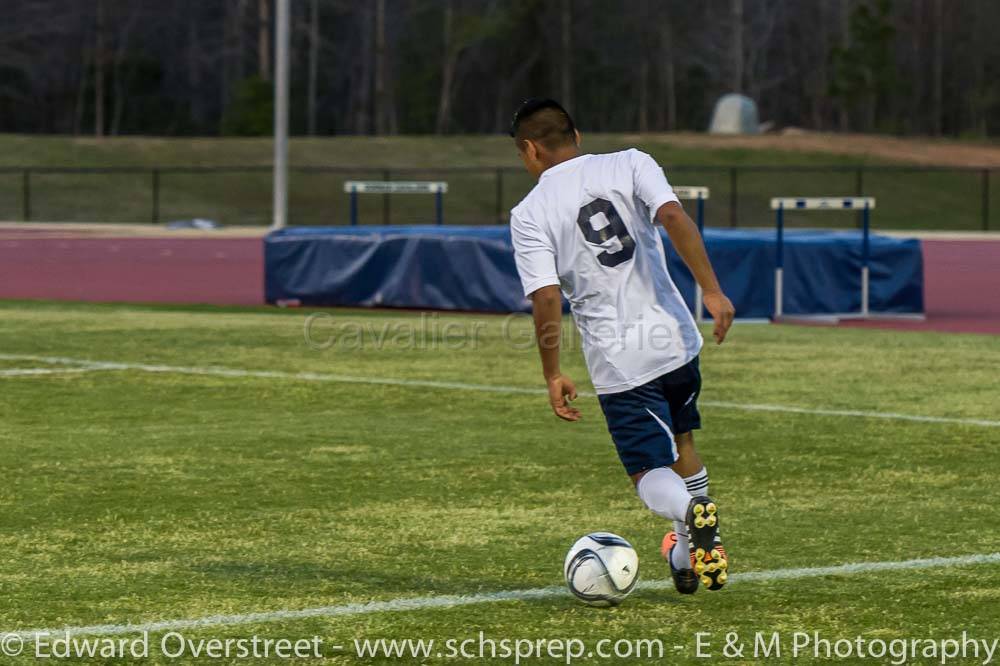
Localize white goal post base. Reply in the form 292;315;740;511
774;313;927;324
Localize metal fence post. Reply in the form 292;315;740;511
983;169;990;232
855;167;865;229
729;167;738;227
495;168;504;224
861;202;871;316
774;202;784;318
694;193;706;324
382;168;391;225
151;169;160;223
22;169;31;221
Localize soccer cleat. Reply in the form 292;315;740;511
660;531;699;595
685;496;729;591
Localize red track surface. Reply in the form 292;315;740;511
0;235;263;306
841;240;1000;335
0;231;996;335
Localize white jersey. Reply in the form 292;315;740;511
510;149;703;395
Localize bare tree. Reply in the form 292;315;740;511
110;4;141;135
931;0;943;135
802;2;827;128
94;0;105;137
353;2;373;134
493;46;540;133
307;0;319;135
969;0;989;135
73;24;90;135
235;0;247;82
730;0;743;93
560;0;573;109
0;0;998;137
258;0;270;81
659;19;676;131
374;0;394;135
907;0;924;134
219;0;249;133
188;0;204;127
743;1;781;104
838;0;850;130
435;0;456;134
636;0;650;132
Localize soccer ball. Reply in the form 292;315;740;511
563;532;639;606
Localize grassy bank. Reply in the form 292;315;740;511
0;134;994;229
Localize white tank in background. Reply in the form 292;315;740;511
708;93;760;134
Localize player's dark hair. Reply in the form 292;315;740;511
509;98;577;151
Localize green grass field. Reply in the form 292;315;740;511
0;134;995;230
1;301;999;664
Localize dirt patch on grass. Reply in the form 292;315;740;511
634;132;1000;167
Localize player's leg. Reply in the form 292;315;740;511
666;433;722;572
671;432;703;477
661;356;728;591
631;433;702;528
631;466;690;521
598;384;693;524
599;382;701;594
665;432;702;567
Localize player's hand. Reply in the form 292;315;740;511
703;289;735;344
547;374;580;421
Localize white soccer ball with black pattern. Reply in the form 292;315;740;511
563;532;639;606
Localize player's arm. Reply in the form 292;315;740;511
530;285;580;422
511;210;580;422
656;201;735;344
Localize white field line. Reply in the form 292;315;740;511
702;400;1000;428
6;552;1000;640
0;366;105;377
1;353;998;428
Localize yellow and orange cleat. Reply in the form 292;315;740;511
685;496;729;590
661;531;699;595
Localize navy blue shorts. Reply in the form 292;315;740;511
597;357;702;476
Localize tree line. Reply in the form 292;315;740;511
1;0;996;138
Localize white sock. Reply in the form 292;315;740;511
636;467;691;523
684;467;710;498
670;468;710;570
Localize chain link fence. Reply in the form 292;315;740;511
0;165;994;230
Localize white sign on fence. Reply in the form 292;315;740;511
674;186;710;200
344;181;448;194
770;197;875;210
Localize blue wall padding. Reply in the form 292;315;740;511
264;226;923;318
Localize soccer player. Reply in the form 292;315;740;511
508;99;735;593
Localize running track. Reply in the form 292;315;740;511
0;232;263;306
0;229;997;334
842;240;1000;335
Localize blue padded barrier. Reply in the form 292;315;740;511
265;226;923;318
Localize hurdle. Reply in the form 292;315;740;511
769;197;875;319
343;181;448;226
674;186;710;323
